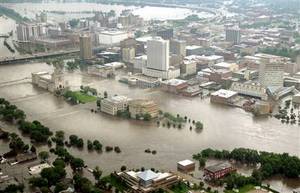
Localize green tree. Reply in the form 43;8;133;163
70;158;84;171
38;151;49;162
93;166;102;182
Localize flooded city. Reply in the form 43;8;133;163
0;1;300;193
0;61;299;192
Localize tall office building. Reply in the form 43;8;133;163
170;39;186;57
225;27;241;45
147;37;169;71
142;37;180;79
259;62;284;88
79;34;93;60
16;23;44;42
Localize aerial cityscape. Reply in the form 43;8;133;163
0;0;300;193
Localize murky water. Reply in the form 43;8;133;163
0;16;18;58
0;62;299;192
2;2;214;22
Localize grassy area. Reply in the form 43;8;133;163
63;90;97;104
170;182;190;193
225;184;255;193
72;91;97;103
101;175;129;192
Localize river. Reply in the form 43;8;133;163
0;62;299;192
2;2;214;22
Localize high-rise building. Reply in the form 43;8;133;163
79;34;93;60
142;37;180;79
259;62;284;88
225;27;241;45
157;28;174;40
16;23;44;42
122;47;135;63
170;39;186;57
146;37;169;71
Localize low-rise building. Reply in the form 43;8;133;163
100;95;129;116
177;160;195;173
186;45;203;56
31;68;65;92
161;79;188;94
142;67;180;80
87;65;115;78
15;152;37;163
120;74;161;88
181;60;197;77
128;99;159;119
29;163;51;175
213;62;239;72
181;86;202;97
204;163;235;180
118;170;179;193
231;82;268;100
292;93;300;104
133;55;147;70
210;89;238;105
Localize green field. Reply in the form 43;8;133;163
72;91;97;103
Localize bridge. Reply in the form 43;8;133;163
0;34;9;38
0;49;80;65
0;44;114;65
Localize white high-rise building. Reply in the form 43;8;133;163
146;37;169;71
259;62;284;88
142;37;180;79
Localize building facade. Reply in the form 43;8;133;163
226;27;241;45
118;170;179;193
100;96;129;115
147;37;169;71
79;34;93;60
128;99;159;119
259;62;284;88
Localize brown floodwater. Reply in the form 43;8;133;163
0;62;299;192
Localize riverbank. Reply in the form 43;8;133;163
0;5;28;22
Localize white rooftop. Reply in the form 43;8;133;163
137;170;159;181
211;89;237;99
186;45;202;50
29;163;51;175
214;62;235;68
136;36;154;43
104;62;124;68
178;159;195;166
99;30;127;35
106;95;129;103
162;79;187;86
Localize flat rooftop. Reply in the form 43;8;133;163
162;79;187;86
211;89;237;99
205;162;232;173
99;31;127;35
178;159;195;166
